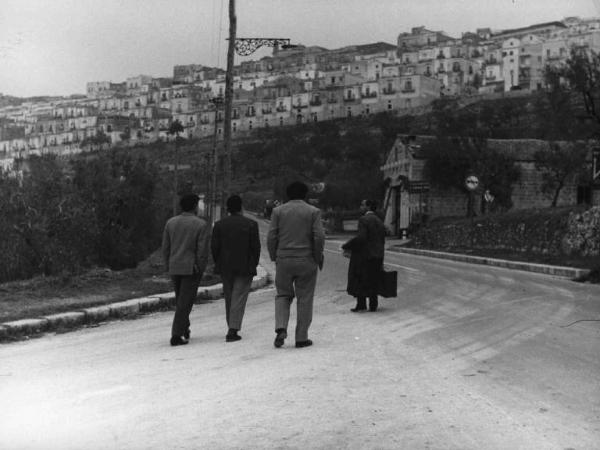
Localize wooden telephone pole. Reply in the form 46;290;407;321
223;0;236;208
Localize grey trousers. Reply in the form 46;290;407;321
274;257;318;342
171;273;202;337
221;273;253;331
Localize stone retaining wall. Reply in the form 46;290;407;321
412;206;600;257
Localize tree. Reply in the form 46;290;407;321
534;141;588;207
561;47;600;132
71;151;164;269
168;120;185;215
535;62;586;140
2;155;97;279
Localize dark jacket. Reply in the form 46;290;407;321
342;212;386;297
162;212;211;276
211;213;261;276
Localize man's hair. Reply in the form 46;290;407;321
286;181;309;200
364;199;378;211
180;194;199;212
226;194;242;213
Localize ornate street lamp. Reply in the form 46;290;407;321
231;38;297;56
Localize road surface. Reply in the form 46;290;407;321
1;219;599;449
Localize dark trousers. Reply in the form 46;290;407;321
171;273;202;337
355;296;378;311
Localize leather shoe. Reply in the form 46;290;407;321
226;331;242;342
350;307;367;312
274;329;287;348
295;339;313;348
183;329;190;339
170;336;189;346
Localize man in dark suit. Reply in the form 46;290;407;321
162;194;211;346
267;181;325;349
342;199;386;312
211;195;261;342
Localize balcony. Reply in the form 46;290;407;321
343;96;357;102
327;98;338;104
276;106;287;112
295;104;308;109
363;91;377;98
245;111;256;117
382;88;396;95
309;99;322;106
200;118;210;125
485;75;497;81
262;109;273;114
401;88;416;93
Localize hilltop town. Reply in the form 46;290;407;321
1;16;599;171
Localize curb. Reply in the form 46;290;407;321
0;266;270;342
389;247;591;279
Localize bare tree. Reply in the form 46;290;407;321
534;142;588;207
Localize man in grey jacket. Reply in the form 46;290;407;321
267;181;325;349
162;194;211;346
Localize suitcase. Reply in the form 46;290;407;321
378;270;397;298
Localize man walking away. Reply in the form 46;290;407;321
211;195;261;342
267;181;325;349
162;194;211;346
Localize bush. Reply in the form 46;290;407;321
0;152;168;282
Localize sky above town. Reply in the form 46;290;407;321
1;0;599;98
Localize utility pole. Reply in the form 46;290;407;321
223;0;236;210
220;0;295;208
209;96;223;223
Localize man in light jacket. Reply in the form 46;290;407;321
162;194;211;346
267;181;325;349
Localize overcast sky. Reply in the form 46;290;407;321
1;0;599;97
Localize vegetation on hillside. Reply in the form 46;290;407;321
0;152;170;283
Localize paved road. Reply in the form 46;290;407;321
1;219;599;449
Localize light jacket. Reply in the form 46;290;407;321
267;199;325;267
162;212;211;276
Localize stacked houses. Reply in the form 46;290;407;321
1;16;600;171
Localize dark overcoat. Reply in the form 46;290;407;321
342;212;386;297
211;214;261;276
